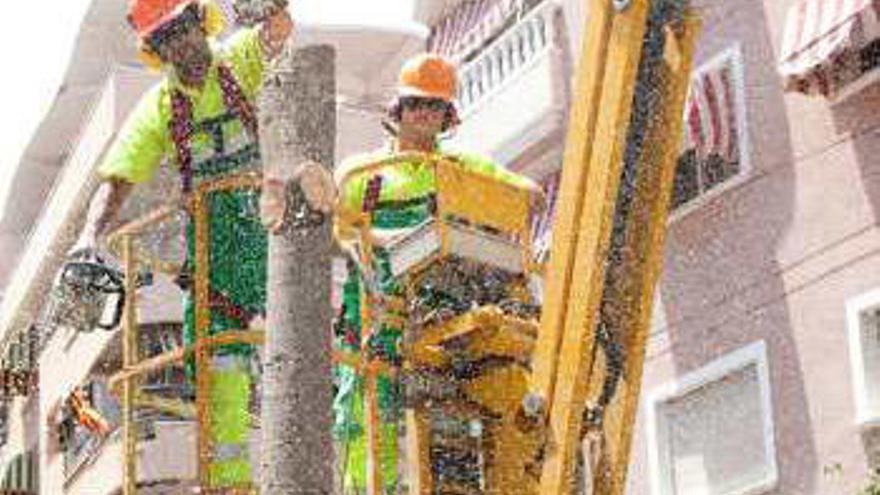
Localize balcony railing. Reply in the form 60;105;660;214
456;1;558;114
447;0;565;169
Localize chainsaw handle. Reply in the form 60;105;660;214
61;252;126;331
98;287;125;331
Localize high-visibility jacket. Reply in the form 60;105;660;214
333;145;537;493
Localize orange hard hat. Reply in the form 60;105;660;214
128;0;197;38
398;54;459;102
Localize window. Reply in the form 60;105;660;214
134;323;194;440
846;289;880;426
4;326;38;372
139;323;190;400
672;45;749;214
647;341;778;495
0;327;39;399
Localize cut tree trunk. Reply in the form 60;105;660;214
258;43;337;494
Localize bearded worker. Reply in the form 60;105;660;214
72;0;333;488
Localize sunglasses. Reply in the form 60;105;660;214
399;96;450;113
147;5;201;52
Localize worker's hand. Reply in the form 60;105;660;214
68;230;102;261
293;160;337;215
68;179;131;259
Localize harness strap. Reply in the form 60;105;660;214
168;62;259;195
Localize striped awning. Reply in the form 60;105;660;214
683;62;738;163
428;0;522;62
779;0;880;96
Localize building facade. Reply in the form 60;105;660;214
417;0;880;494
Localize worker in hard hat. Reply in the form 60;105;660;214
332;53;543;494
71;0;333;488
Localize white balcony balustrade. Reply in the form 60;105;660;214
448;1;568;171
456;3;555;112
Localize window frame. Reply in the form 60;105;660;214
669;43;752;223
845;288;880;427
645;340;779;495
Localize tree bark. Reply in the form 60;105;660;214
258;43;336;494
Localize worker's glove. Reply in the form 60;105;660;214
233;0;288;26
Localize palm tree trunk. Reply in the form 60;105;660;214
257;43;336;494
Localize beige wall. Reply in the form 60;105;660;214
611;0;880;494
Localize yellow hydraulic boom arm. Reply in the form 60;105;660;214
529;0;700;493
